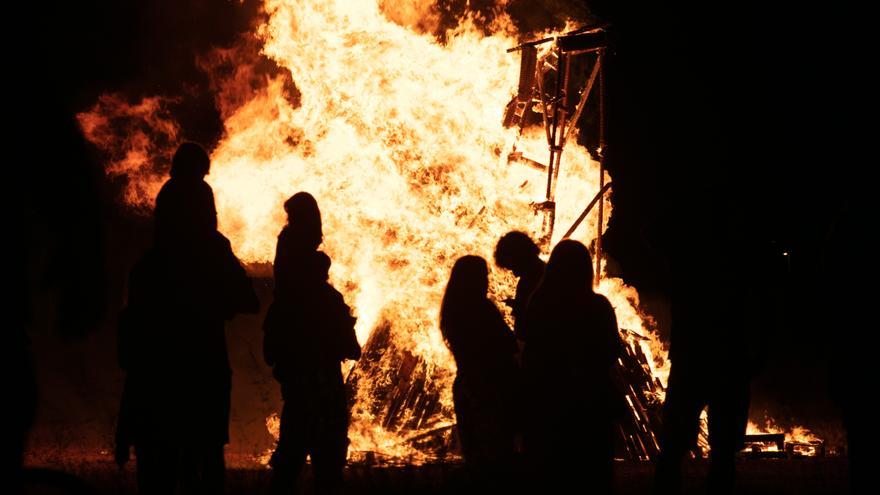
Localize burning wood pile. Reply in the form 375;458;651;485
342;323;667;463
345;322;456;464
325;24;673;464
613;330;665;460
75;1;837;466
742;421;826;459
78;0;675;464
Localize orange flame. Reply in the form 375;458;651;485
747;419;822;444
79;0;669;462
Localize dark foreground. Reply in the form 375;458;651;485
22;458;849;494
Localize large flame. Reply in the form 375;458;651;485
79;0;668;461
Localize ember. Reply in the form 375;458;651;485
743;420;826;459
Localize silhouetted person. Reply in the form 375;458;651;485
653;199;761;495
154;142;217;236
116;143;259;495
264;194;360;495
440;255;518;491
276;192;323;291
521;240;621;494
825;197;872;495
494;231;546;342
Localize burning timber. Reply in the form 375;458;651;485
339;24;672;464
344;321;666;462
82;2;684;464
613;329;665;460
741;432;827;459
346;321;457;464
74;1;833;466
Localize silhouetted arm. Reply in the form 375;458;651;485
216;234;260;315
234;263;260;314
332;290;361;361
487;301;517;357
341;320;361;361
600;296;623;369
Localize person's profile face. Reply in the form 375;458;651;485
510;262;525;278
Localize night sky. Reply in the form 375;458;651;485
15;0;869;456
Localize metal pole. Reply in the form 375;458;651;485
546;48;566;201
562;182;613;239
550;51;571;201
596;49;606;285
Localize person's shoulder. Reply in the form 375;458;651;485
328;283;344;297
589;292;615;312
208;232;244;267
326;284;349;307
481;298;505;317
211;231;234;251
275;227;300;252
155;179;174;198
535;257;548;273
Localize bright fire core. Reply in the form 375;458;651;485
79;0;668;461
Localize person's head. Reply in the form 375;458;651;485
284;192;323;250
542;239;594;295
170;142;210;180
154;180;217;246
494;231;541;275
309;251;331;282
440;255;489;334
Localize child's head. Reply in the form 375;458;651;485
283;192;323;251
309;251;331;282
170;142;211;180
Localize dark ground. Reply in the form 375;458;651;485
22;458;850;495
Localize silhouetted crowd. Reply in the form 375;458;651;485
14;142;868;495
111;142;634;494
111;144;368;495
441;238;624;494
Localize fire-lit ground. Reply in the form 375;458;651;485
24;290;850;494
72;0;842;464
21;457;851;495
24;0;848;491
24;283;848;494
77;0;666;463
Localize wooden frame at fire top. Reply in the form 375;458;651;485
506;25;610;284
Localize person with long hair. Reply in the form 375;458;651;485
264;192;360;495
271;192;323;298
522;240;622;494
440;255;518;490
